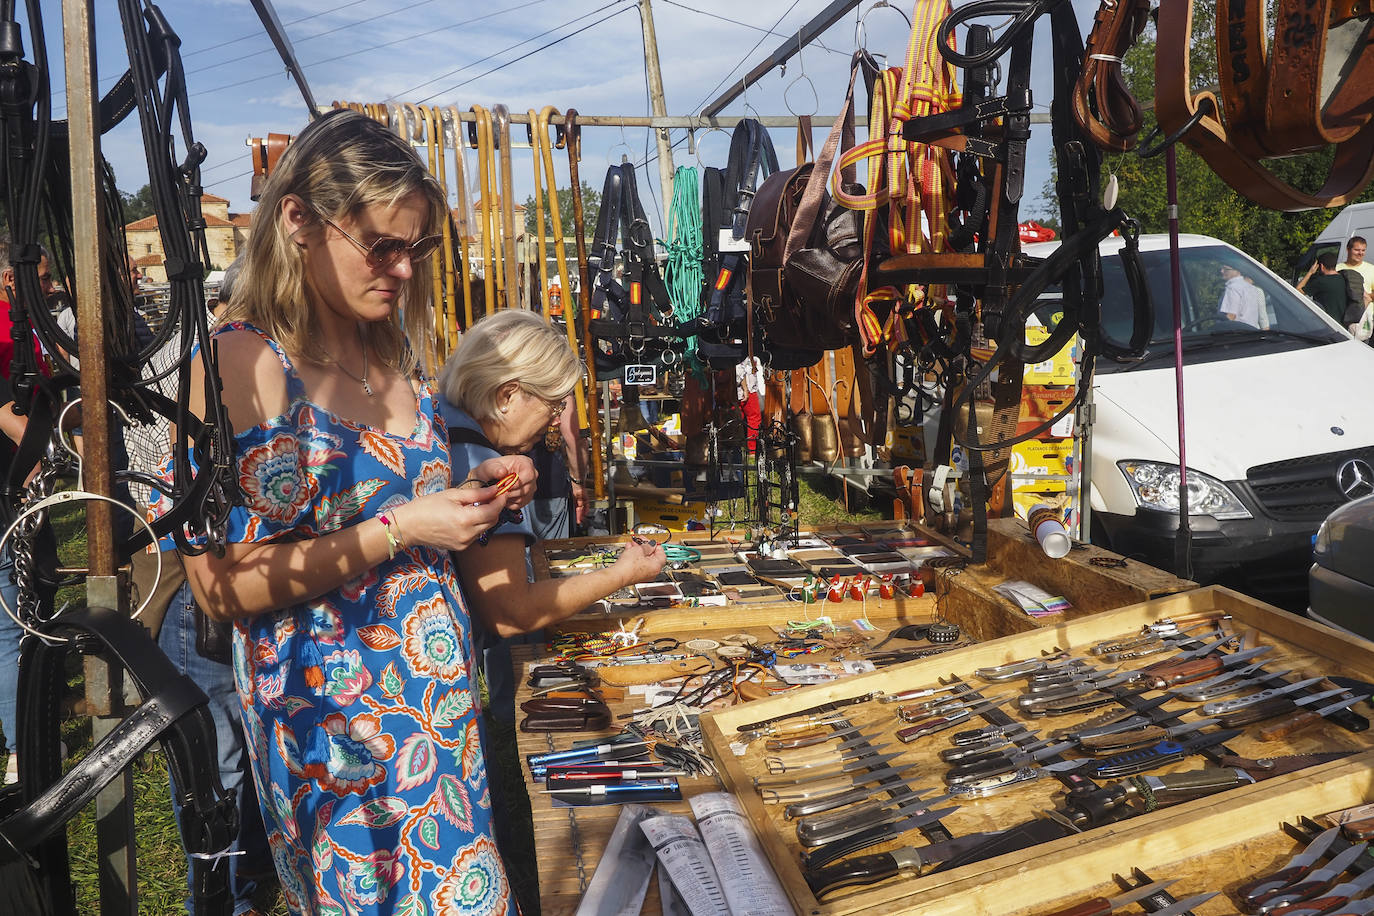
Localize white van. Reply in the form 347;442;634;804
1293;201;1374;280
1025;233;1374;607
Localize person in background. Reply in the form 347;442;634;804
437;309;665;722
170;109;534;915
1298;251;1355;324
127;251;275;916
1342;236;1374;306
0;246;52;785
1217;263;1264;328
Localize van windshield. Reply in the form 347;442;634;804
1087;244;1345;374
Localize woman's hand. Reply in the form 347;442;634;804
395;486;508;552
468;454;537;509
611;538;667;585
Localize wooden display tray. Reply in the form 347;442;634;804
700;586;1374;916
993;760;1374;916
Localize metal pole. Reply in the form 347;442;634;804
638;0;676;218
63;0;135;911
1166;145;1193;580
249;0;320;118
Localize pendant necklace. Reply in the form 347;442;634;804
321;325;373;397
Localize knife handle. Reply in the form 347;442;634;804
804;853;901;897
1079;726;1166;752
946;759;1015;785
802;824;899;870
1217;697;1298;728
897;715;962;742
1035;897;1112;916
1341;817;1374;841
764;730;832;750
1148;656;1224;688
1259;710;1323;742
1250;877;1330;910
1236;866;1315;904
1271;889;1352;916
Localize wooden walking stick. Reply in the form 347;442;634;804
445;106;475;331
424;104;458;359
493;104;520;309
562;109;605;500
469;104;499;311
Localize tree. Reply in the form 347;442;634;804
120;184;155;222
523;182;600;242
1037;5;1374;273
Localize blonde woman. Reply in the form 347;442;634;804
438;310;665;656
176;110;527;915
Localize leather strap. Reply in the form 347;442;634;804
1;607;235;915
1073;0;1150;151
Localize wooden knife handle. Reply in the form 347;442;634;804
1259;710;1322;741
1341;816;1374;841
1236;865;1312;903
1079;726;1165;752
1150;656;1223;688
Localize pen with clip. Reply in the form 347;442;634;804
527;740;649;772
544;766;690;787
542;779;683;803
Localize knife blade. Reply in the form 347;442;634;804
945;739;1079;785
1258;693;1371;741
941;729;1043;763
1046;695;1183;740
1077;717;1221;755
759;764;921;804
1200;677;1328;716
793;788;941;833
897;693;1009;722
1077;728;1241;779
1148;892;1221;916
1033;878;1178;916
803;831;1011;897
799;793;960;847
1246;840;1371;911
951;721;1037;745
1171;663;1292;701
896;697;1011;742
1141;645;1274;690
800;805;962;868
1236;826;1343;902
783;779;931;819
1018;673;1137;709
754;751;904;788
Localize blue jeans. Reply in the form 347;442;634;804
0;545;19;754
158;580;272;916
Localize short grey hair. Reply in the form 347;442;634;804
439;310;582;420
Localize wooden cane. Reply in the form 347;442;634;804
563;109;605;500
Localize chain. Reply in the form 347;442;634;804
10;443;68;628
544;730;590;892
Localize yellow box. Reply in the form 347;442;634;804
1022;325;1079;385
1010;436;1073;479
888;425;925;465
629;498;704;531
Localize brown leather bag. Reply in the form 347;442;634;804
747;55;867;360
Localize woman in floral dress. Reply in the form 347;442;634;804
178;109;529;915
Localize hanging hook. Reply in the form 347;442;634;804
855;0;911;57
609;119;635;166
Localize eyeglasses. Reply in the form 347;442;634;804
319;214;443;271
524;387;566;418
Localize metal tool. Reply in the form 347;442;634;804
757;764;920;804
945;739;1079;785
782;776;932;819
1247;841;1374;912
896;697;1011;742
1199;677;1328;716
803;831;1011;897
1236;826;1343;902
754;751;904;788
799;793;961;847
1170;662;1291;701
762;740;894;775
800;804;963;869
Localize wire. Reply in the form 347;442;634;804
416;1;635;102
690;0;803;117
183;0;560;103
657;0;845;58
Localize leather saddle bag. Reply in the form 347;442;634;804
748;55;868;366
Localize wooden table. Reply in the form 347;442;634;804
516;521;1197;914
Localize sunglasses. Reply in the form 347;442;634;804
320;214;443;270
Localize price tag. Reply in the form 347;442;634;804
624;364;657;386
718;228;750;253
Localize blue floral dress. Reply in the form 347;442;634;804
211;322;514;916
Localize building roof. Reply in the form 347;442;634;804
230;212;253;227
134;253;162;267
126;212;238;230
201;192;229;204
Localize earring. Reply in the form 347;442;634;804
499;405;508;414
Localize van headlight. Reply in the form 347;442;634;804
1117;461;1252;520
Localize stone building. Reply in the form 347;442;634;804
125;192;251;281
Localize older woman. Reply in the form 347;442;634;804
178;109;529;916
437;310;665;652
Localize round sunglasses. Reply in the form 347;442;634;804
320;214;443;270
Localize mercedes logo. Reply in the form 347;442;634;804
1336;458;1374;501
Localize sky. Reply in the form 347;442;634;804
22;0;1100;233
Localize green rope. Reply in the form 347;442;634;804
661;165;703;371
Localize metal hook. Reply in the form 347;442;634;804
784;74;819;118
608;120;635;166
855;0;911;53
694;124;729;169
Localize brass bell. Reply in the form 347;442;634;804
791;408;813;463
811;412;840;463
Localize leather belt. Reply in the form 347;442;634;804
1155;0;1374;210
1072;0;1150;151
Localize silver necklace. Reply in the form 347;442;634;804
320;325;373;397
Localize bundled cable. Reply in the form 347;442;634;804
661;164;703;371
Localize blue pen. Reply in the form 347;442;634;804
526;740;650;770
542;779;682;803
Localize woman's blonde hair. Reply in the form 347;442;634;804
220;109;448;375
439;310;582;420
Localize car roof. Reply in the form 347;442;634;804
1022;233;1235;258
